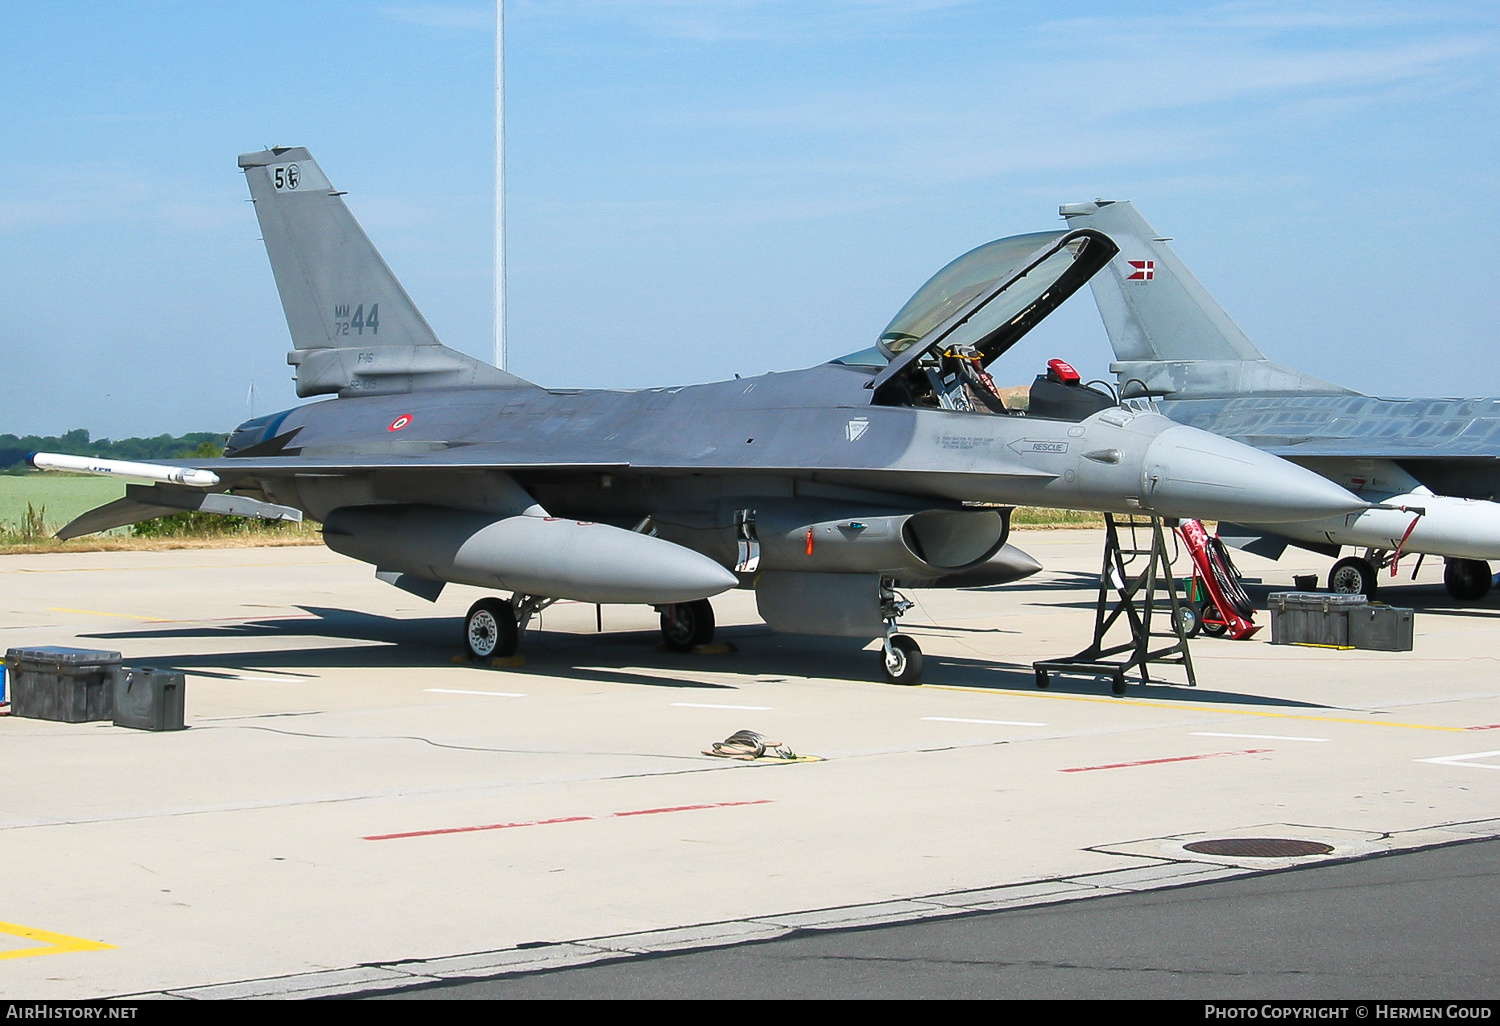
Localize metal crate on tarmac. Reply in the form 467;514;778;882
1347;604;1416;652
112;667;187;731
4;646;122;722
1268;592;1368;648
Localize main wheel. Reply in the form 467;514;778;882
880;635;924;685
464;597;518;660
1444;558;1492;602
1199;599;1228;638
1328;556;1377;598
660;599;715;652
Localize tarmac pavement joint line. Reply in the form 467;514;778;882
0;921;115;961
109;819;1500;1002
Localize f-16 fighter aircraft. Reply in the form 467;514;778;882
1060;199;1500;602
30;150;1364;685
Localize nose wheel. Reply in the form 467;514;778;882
880;634;923;685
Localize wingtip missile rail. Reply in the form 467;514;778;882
27;452;221;489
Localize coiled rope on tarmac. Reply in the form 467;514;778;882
703;729;797;761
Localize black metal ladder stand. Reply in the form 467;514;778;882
1033;513;1197;695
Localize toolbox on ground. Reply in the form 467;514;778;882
1346;604;1416;652
4;646;122;722
1268;592;1368;647
112;666;187;731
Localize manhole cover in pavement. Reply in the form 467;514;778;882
1184;838;1335;858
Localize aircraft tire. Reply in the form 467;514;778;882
660;599;715;652
1328;556;1377;598
881;635;923;685
464;597;518;660
1444;559;1492;602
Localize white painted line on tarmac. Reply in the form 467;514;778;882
924;717;1048;727
1416;749;1500;770
425;688;527;698
671;702;774;711
1191;731;1329;743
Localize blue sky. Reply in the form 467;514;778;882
1;1;1496;437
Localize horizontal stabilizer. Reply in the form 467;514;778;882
239;146;532;398
56;483;303;539
57;498;180;540
1217;522;1339;560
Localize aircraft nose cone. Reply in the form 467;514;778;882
1143;425;1366;524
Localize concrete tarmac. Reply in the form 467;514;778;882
376;837;1500;1000
0;531;1497;999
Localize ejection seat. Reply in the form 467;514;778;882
1027;359;1116;421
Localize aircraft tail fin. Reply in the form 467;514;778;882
239;147;531;398
1059;200;1350;398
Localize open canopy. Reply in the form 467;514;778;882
849;229;1117;411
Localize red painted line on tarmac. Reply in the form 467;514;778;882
1465;724;1500;731
1059;749;1271;773
363;800;772;841
612;800;770;818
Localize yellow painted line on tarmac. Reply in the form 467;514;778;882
919;684;1471;732
49;607;168;622
0;921;114;961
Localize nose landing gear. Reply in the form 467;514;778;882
878;580;923;685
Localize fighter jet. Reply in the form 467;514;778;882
29;149;1364;685
1060;199;1500;602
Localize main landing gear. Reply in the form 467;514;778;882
462;594;555;661
1328;555;1378;598
1444;558;1492;602
658;598;716;652
1327;550;1494;603
463;595;723;661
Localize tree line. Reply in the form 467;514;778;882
0;429;228;472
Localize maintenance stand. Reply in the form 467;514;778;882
1033;513;1197;695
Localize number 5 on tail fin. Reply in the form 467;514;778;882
238;146;532;398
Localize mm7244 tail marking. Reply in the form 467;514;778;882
333;303;379;336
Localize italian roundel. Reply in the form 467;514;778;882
387;414;413;432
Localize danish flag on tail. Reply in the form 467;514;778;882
1126;259;1155;281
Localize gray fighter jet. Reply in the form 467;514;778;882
1059;199;1500;602
31;149;1364;684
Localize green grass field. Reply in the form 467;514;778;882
0;473;125;533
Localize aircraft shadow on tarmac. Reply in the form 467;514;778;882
78;605;1330;708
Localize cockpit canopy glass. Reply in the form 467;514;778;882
877;231;1069;359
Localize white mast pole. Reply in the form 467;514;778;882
494;0;507;370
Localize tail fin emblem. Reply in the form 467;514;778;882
1126;259;1155;281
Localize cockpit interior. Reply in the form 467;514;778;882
834;228;1121;423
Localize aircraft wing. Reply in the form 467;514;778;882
1263;440;1500;462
